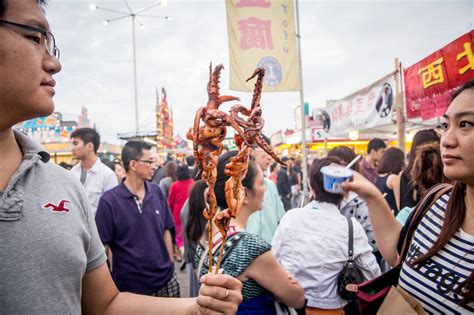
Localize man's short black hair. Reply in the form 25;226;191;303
367;138;386;154
185;155;195;167
122;141;151;173
71;128;101;154
102;159;115;172
0;0;47;17
281;156;290;163
309;156;345;206
176;164;191;181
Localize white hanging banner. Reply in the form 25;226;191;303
326;72;396;136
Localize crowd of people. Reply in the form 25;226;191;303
28;111;472;314
0;1;473;314
0;1;242;314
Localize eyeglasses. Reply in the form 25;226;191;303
135;159;154;166
0;19;60;59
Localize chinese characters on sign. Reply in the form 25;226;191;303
418;57;444;89
280;3;291;55
457;42;474;75
239;18;274;50
226;0;300;92
236;0;270;8
404;30;474;120
327;73;396;136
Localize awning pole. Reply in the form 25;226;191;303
295;0;308;199
395;58;406;154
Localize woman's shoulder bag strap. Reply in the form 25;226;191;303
197;232;244;276
396;183;452;266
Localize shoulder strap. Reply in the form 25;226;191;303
396;183;452;266
197;243;209;277
219;232;245;264
198;232;244;275
347;217;355;261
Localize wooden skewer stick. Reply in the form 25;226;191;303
208;219;213;273
215;233;227;273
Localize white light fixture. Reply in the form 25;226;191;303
165;16;171;20
348;130;359;141
406;131;415;142
143;138;158;146
160;0;168;7
102;20;110;25
89;4;97;10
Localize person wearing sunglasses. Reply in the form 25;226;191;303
0;1;242;314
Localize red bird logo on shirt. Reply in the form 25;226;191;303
42;200;71;213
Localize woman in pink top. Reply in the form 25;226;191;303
168;164;194;254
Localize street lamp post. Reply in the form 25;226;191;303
90;1;170;135
131;14;138;135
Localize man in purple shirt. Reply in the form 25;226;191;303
96;141;179;297
360;138;387;183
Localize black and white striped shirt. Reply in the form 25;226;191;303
399;193;474;314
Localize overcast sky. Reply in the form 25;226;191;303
46;0;473;144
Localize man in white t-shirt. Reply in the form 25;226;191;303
70;127;117;216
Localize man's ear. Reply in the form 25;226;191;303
86;142;94;152
242;187;250;205
129;160;137;172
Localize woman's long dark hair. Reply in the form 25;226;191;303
186;151;259;244
214;151;259;210
185;180;208;244
402;129;440;179
409;143;449;199
412;80;474;306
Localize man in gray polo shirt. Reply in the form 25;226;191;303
0;0;242;313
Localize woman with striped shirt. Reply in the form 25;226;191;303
343;80;474;313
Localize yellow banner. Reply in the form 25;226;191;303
226;0;301;92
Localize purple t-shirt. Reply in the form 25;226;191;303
360;159;378;184
95;181;175;294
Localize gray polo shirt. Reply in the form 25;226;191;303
0;130;107;314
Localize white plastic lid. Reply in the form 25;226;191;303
320;165;354;178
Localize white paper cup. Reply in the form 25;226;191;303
320;165;354;194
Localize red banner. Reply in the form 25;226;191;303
404;30;474;119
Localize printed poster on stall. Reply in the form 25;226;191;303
15;115;75;143
404;30;474;120
326;73;396;136
226;0;300;92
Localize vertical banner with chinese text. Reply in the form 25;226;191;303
404;30;474;120
226;0;300;92
326;73;396;136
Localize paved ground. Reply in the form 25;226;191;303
175;261;190;298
